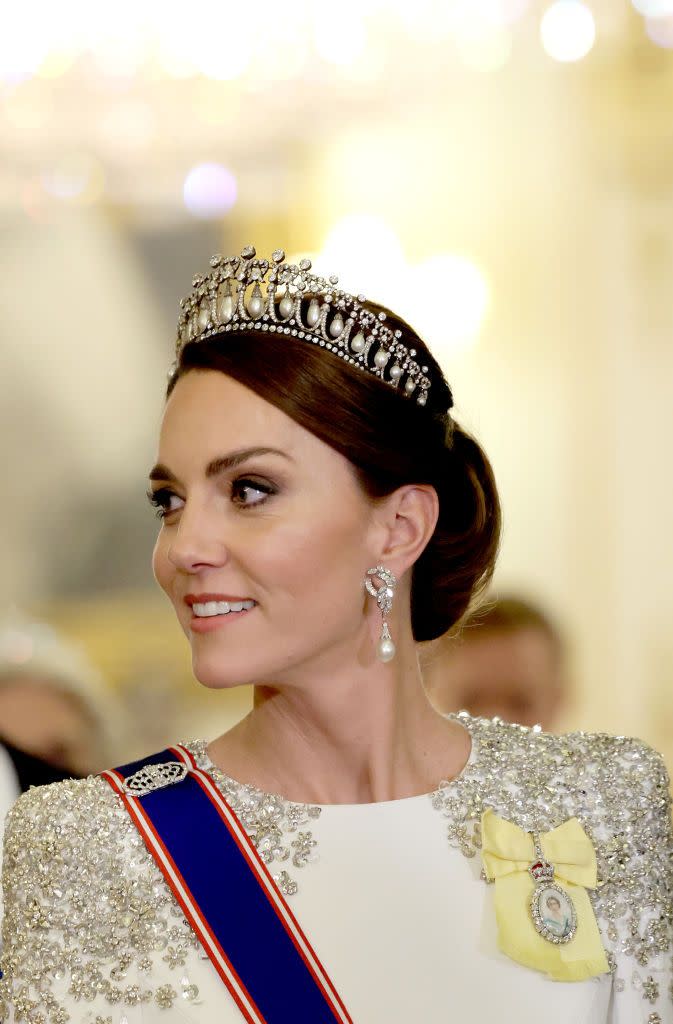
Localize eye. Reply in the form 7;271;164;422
146;487;183;519
231;477;276;508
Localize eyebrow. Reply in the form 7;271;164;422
148;447;292;483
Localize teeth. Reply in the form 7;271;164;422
192;600;256;617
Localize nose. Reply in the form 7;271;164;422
167;503;229;574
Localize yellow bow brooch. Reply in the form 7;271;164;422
481;809;609;982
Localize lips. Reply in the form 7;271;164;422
185;593;252;607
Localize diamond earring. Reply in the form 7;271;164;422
365;566;397;663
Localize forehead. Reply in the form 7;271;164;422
158;369;353;482
163;370;294;436
159;370;310;470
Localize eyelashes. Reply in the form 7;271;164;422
146;477;278;520
146;487;175;520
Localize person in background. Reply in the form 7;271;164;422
421;594;566;731
0;739;76;794
0;617;112;946
0;616;115;777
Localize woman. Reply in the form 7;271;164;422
2;246;671;1023
542;894;572;939
0;616;113;777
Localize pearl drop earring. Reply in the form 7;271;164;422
365;566;397;663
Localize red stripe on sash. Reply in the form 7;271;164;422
171;745;352;1024
101;768;267;1024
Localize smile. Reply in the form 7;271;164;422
192;600;256;617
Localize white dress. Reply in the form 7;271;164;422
0;745;20;850
1;714;672;1024
0;744;20;942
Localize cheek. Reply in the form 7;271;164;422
152;531;172;594
256;512;366;605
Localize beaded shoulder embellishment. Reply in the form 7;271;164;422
433;713;673;998
0;742;325;1022
187;740;322;897
0;774;203;1021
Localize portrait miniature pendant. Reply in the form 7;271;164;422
528;833;578;945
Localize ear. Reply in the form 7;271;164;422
374;483;439;575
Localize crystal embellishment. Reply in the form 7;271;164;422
1;720;671;1021
431;711;673;1003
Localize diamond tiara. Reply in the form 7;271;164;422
174;245;432;406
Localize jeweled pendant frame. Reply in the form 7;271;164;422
529;880;578;945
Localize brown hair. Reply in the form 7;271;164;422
168;299;501;641
460;595;563;663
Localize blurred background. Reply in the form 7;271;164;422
1;0;672;770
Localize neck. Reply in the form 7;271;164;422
207;628;471;805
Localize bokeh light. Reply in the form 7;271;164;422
391;0;459;42
313;7;367;66
632;0;673;16
540;1;596;63
451;0;530;34
0;8;53;81
92;36;145;78
255;23;309;83
319;214;407;302
646;15;673;46
405;253;490;356
0;2;609;86
317;224;489;356
488;0;532;26
41;155;105;204
156;2;253;80
191;37;252;81
183;163;238;219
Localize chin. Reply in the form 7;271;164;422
189;643;265;690
191;656;251;690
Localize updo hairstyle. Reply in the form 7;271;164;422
168;298;501;642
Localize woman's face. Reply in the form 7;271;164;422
151;370;383;689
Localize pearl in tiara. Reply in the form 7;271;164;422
173;246;431;406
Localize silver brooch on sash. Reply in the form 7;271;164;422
528;832;577;945
123;761;189;797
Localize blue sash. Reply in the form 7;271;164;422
102;745;351;1024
